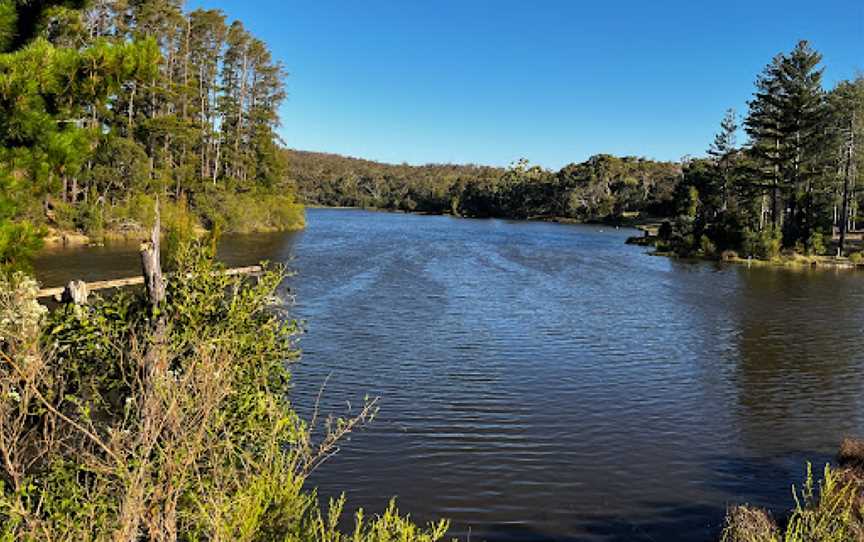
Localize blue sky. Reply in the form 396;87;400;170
187;0;863;169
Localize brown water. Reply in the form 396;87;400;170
33;208;864;542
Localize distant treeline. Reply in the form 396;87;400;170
288;149;681;222
290;40;864;261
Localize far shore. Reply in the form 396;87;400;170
628;225;864;271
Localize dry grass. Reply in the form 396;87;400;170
721;441;864;542
839;438;864;470
722;506;780;542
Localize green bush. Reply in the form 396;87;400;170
807;232;826;256
196;189;305;233
700;235;717;257
743;226;782;260
51;200;79;232
106;193;158;233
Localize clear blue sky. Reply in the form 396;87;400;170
187;0;862;169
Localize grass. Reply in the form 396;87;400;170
722;439;864;542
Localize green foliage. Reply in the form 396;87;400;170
0;242;448;542
807;231;825;256
660;43;864;262
785;464;861;542
162;195;198;266
0;220;44;272
743;226;782;260
195;189;305;233
700;235;717;257
0;0;304;272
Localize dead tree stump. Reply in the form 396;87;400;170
140;201;166;372
60;280;89;305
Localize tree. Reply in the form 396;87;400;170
825;77;864;255
745;54;786;230
708;108;738;212
778;41;826;246
744;41;826;248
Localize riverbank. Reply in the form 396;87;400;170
627;225;864;271
723;438;864;542
42;193;306;248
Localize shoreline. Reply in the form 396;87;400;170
306;203;657;229
628;225;864;272
41;222;304;250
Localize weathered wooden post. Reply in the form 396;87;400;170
140;204;165;308
140;200;166;372
60;280;89;305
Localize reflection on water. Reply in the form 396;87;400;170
33;230;302;288
32;209;864;542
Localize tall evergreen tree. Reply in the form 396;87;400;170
745;41;826;247
708;108;738;212
745;54;785;230
778;40;825;245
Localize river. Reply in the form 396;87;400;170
33;208;864;542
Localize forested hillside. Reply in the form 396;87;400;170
288;149;681;222
0;0;303;271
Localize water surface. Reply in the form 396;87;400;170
34;208;864;541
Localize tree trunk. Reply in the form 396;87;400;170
128;83;136;135
839;126;855;256
70;177;78;204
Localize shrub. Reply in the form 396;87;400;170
78;198;106;243
0;271;46;348
51;200;79;232
195;189;305;233
700;235;717;257
722;506;779;542
161;195;198;267
743;227;782;260
807;232;826;256
849;252;864;265
106;193;158;233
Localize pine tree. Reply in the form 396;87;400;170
708;108;738;212
778;40;825;245
745;54;785;230
745;41;826;247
